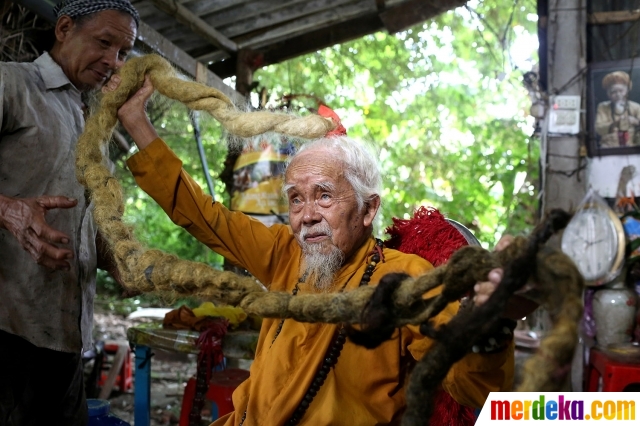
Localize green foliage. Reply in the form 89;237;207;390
254;0;539;246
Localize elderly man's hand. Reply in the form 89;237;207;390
0;194;77;270
103;74;158;150
473;235;539;320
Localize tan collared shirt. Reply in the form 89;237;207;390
0;52;97;353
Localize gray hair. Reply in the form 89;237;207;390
285;136;382;210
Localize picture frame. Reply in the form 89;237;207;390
588;59;640;156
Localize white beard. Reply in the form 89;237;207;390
614;100;626;115
298;224;344;291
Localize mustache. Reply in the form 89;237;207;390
299;223;333;240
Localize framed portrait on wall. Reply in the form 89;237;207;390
588;59;640;156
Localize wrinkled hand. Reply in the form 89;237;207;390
472;235;538;319
103;74;158;149
0;195;77;270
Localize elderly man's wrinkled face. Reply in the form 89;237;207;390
285;147;377;289
608;83;629;103
54;10;136;91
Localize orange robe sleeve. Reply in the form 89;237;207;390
126;137;295;289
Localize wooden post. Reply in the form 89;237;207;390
235;49;256;99
219;49;256;274
219;49;255;202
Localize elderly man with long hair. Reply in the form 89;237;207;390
99;73;538;425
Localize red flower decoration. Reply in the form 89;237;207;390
318;104;347;136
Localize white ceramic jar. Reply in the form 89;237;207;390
593;281;637;347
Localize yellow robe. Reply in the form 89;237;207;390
127;138;514;426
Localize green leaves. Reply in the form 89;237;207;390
255;0;539;247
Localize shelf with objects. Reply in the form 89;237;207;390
560;188;640;391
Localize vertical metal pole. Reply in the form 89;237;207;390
134;345;152;426
191;111;216;198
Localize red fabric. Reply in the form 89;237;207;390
384;206;468;267
318;104;347;136
163;305;229;383
196;319;229;383
430;390;477;426
385;206;476;426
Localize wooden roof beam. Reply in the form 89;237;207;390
206;0;468;79
148;0;238;53
137;21;245;105
588;10;640;25
209;13;383;79
182;0;255;16
236;0;374;49
380;0;467;33
218;0;355;39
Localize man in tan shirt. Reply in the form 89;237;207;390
0;1;138;424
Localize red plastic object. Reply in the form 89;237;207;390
98;342;133;393
179;368;250;426
586;347;640;391
179;378;196;426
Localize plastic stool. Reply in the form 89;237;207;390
179;368;250;425
586;347;640;391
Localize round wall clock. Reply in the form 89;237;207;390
561;201;626;286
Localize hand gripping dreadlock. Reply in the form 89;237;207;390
77;55;584;425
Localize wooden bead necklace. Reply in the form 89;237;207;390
239;239;384;426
